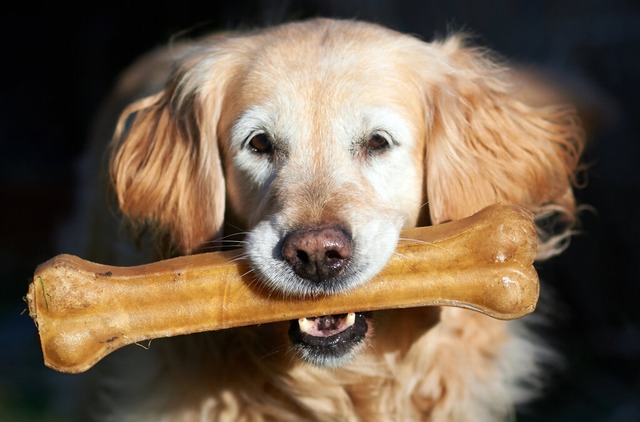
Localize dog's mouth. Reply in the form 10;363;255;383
288;312;370;367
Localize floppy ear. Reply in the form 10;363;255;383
425;36;584;258
110;46;235;256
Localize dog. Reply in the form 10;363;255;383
74;18;584;421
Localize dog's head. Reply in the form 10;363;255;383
110;19;583;367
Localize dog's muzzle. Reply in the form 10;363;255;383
281;224;370;365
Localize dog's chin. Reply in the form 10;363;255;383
288;312;370;367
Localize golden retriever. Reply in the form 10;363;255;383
81;18;584;421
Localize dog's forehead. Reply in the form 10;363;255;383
225;32;425;149
242;32;420;104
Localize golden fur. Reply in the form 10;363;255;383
84;18;584;421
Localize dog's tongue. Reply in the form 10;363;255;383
298;313;356;337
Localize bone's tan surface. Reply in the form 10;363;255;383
26;204;539;373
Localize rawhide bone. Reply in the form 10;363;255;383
26;204;539;374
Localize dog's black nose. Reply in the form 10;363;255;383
282;224;353;283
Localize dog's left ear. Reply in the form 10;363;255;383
424;36;584;237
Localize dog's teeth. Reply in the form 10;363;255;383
344;312;356;328
299;317;314;333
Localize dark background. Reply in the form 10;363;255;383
1;2;638;420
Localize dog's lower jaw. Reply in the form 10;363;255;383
288;312;370;368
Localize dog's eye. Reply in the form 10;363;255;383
248;134;273;154
366;134;390;152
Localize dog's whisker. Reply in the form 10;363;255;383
228;254;251;265
202;239;248;246
397;237;452;253
239;267;257;280
197;241;247;253
200;232;250;248
201;236;245;244
198;244;244;253
258;341;292;362
239;270;281;301
200;239;248;247
224;222;249;234
204;232;248;241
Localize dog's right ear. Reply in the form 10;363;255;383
110;44;238;256
421;35;584;259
